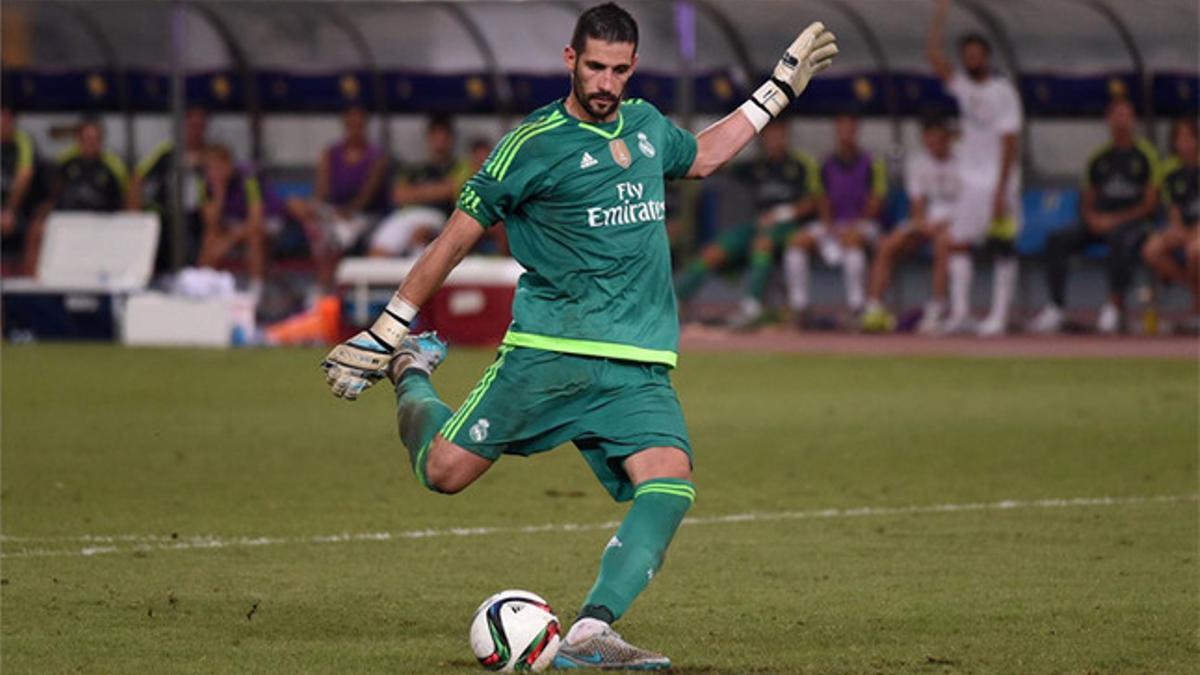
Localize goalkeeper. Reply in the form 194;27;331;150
321;3;836;669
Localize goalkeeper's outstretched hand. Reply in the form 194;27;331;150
746;22;838;126
321;330;397;401
320;297;414;401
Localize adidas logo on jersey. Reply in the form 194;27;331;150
580;152;599;169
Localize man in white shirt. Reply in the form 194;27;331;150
862;114;960;333
926;0;1022;336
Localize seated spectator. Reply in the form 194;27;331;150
784;113;886;322
1028;99;1161;334
286;106;388;289
369;114;473;257
127;106;210;272
23;117;127;274
1142;118;1199;327
197;144;265;291
862;113;960;333
1;106;42;270
674;118;821;327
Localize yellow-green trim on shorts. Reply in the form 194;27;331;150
440;345;512;442
501;331;678;368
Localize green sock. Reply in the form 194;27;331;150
747;250;773;300
394;371;453;490
579;479;695;623
675;259;711;301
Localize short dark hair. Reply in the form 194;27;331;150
427;113;454;135
571;3;639;54
920;111;950;131
78;115;103;134
958;32;992;55
206;143;232;164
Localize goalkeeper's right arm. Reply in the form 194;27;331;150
739;22;839;132
688;22;837;178
321;210;484;400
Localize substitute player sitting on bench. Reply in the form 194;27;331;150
862;113;961;333
1027;99;1161;335
674;117;822;328
1142;118;1199;331
783;113;886;324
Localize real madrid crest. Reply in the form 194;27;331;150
637;132;656;158
609;138;632;169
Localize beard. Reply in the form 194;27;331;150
966;65;988;80
571;70;622;120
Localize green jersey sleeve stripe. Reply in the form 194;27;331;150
486;122;535;175
487;111;563;177
491;114;565;180
501;330;678;367
494;118;567;181
489;111;560;168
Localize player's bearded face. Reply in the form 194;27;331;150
569;39;636;120
961;44;989;79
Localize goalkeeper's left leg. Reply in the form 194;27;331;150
391;333;491;494
574;448;693;626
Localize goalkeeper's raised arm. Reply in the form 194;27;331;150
687;21;837;178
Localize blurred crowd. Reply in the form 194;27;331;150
2;8;1196;338
0;106;507;299
674;11;1198;337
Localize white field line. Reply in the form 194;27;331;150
1;493;1195;560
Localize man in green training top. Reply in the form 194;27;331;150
321;3;836;669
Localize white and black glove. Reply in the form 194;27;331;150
320;295;416;401
741;22;839;131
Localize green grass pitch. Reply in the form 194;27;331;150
2;344;1197;674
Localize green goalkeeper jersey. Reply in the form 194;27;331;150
458;98;698;367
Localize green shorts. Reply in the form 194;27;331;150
714;219;801;263
439;346;693;502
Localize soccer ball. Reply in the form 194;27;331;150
469;590;562;672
